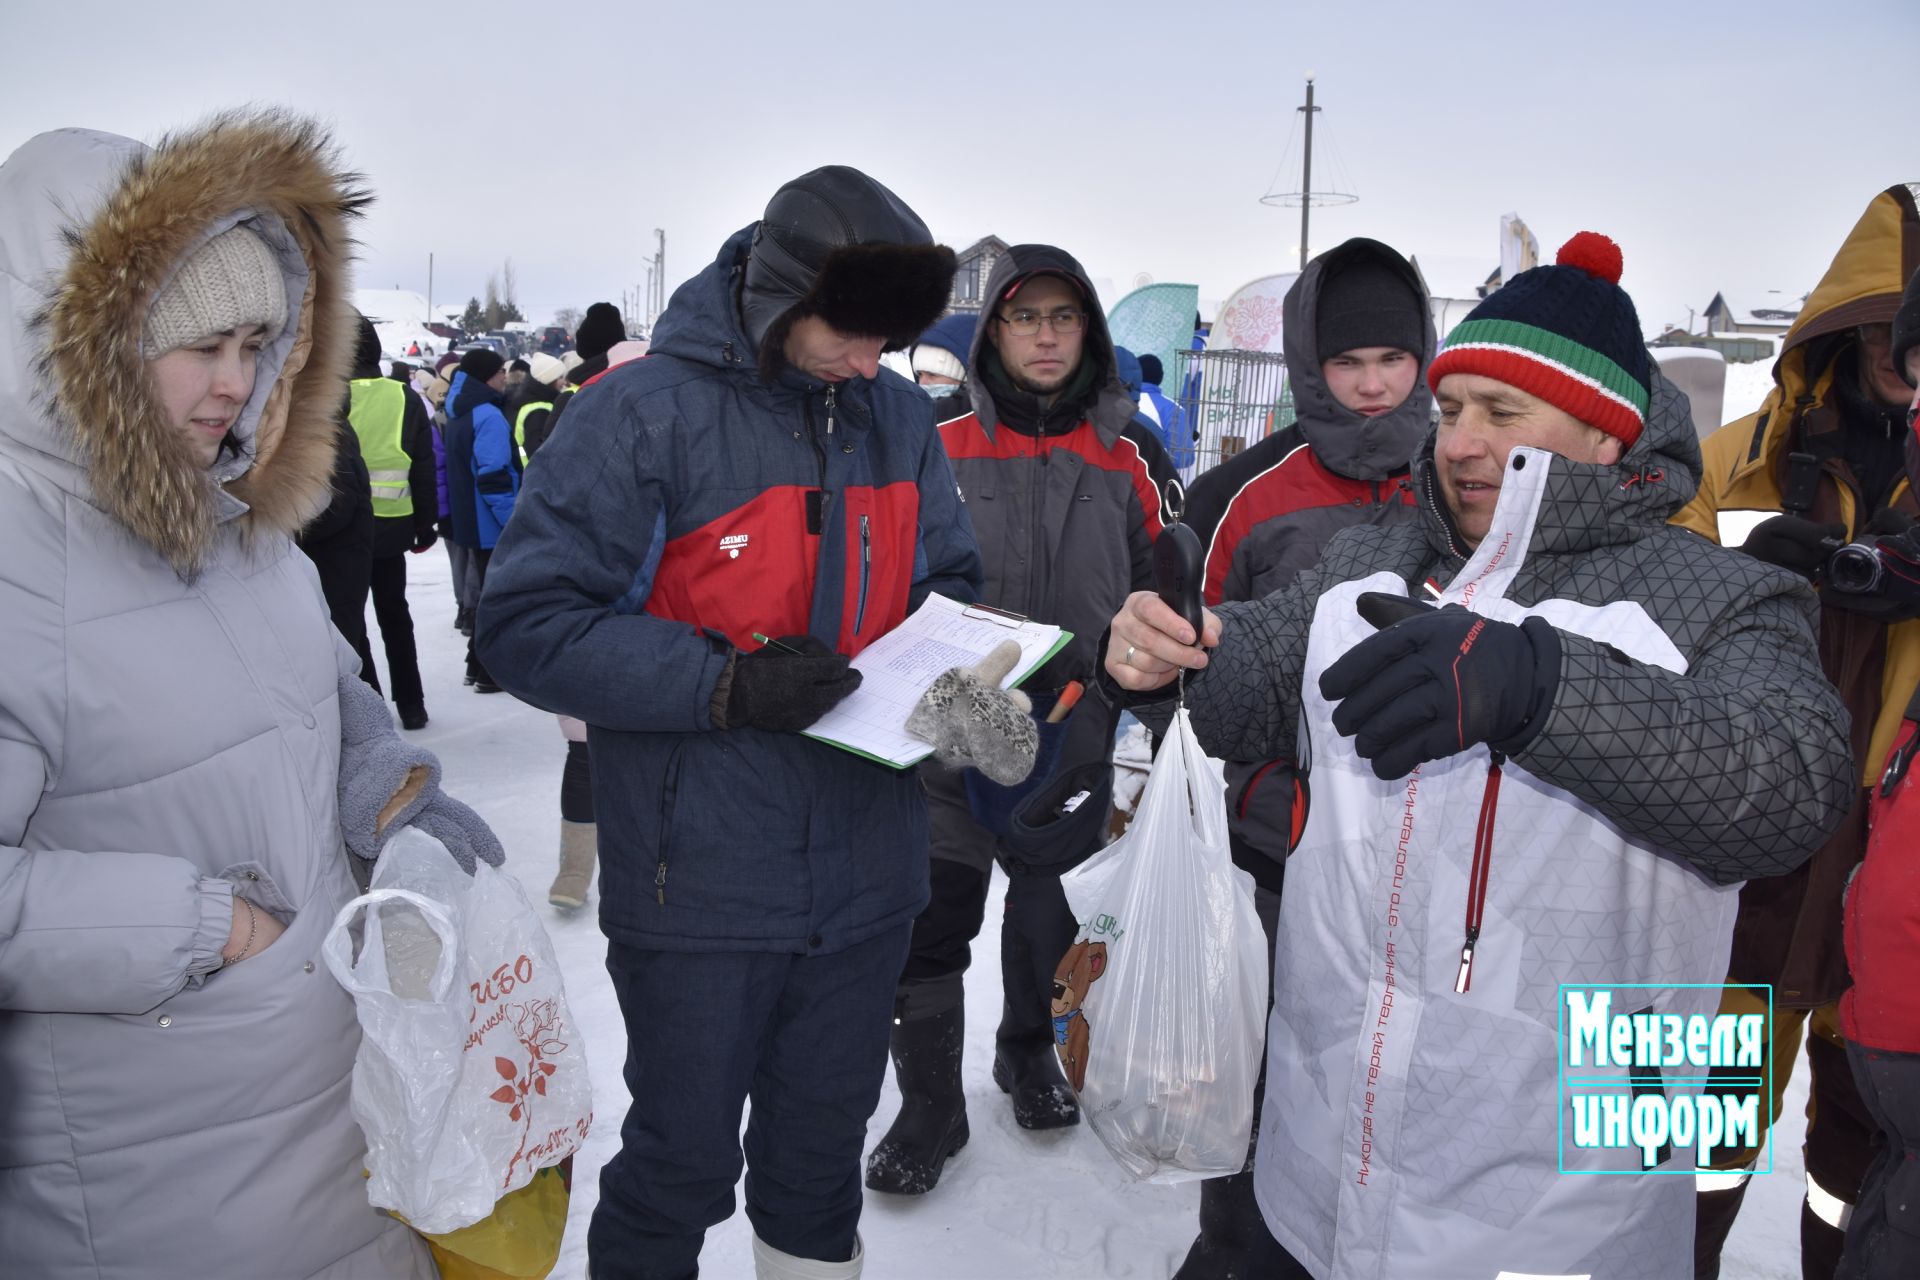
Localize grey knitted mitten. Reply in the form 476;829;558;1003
337;669;505;873
906;640;1039;785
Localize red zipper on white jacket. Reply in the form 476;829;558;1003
1455;750;1506;994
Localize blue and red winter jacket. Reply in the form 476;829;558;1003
476;224;984;954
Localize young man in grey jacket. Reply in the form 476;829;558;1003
1107;233;1854;1280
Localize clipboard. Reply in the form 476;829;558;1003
801;594;1072;768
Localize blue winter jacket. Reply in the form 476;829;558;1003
1141;380;1194;470
476;225;984;954
443;371;519;549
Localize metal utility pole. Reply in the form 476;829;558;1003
1260;74;1355;269
650;229;666;327
1299;77;1318;267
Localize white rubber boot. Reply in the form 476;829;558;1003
751;1233;863;1279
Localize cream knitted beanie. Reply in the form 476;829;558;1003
143;225;288;357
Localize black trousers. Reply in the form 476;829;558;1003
1696;1001;1875;1280
465;547;493;686
561;740;595;824
368;553;424;708
893;764;1078;1040
588;927;910;1279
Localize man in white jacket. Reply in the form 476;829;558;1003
1105;233;1854;1280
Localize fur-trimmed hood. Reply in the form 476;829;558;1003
0;111;368;575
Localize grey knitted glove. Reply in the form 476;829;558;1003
906;640;1040;785
337;669;505;873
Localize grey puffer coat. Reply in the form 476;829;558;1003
0;118;433;1278
1142;369;1855;1278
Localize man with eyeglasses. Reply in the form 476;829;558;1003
865;245;1177;1197
1674;183;1920;1280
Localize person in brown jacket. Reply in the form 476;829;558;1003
1672;181;1920;1279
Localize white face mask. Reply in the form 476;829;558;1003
920;380;965;400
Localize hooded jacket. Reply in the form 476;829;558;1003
1181;238;1434;883
1673;182;1920;1006
1138;369;1852;1278
476;222;983;954
1185;238;1433;606
0;117;432;1278
943;245;1177;693
443;368;520;550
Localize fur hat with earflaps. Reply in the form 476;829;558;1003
37;109;369;577
740;165;956;381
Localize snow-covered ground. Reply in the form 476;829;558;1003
380;550;1807;1278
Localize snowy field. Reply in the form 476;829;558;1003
373;534;1806;1279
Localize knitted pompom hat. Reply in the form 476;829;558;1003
1427;231;1651;446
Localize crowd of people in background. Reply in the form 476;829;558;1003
5;105;1920;1280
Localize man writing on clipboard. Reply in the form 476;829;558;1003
476;168;987;1280
866;244;1179;1197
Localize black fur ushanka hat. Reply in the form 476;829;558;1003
740;165;956;381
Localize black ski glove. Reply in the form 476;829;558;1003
1319;593;1562;780
719;635;862;733
1740;514;1845;578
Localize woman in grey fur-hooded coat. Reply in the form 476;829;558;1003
0;115;443;1278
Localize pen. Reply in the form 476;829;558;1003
1046;680;1085;724
751;632;803;654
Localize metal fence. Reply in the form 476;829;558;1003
1167;348;1293;483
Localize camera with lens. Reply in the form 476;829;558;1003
1829;539;1891;594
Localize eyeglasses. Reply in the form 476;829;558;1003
996;307;1088;337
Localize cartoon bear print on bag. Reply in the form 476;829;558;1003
1051;940;1107;1091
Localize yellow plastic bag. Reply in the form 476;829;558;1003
421;1160;572;1280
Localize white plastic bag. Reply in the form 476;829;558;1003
322;827;593;1233
1056;707;1269;1183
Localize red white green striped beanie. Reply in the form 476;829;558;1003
1426;232;1651;447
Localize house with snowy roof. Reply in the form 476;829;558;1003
1702;291;1801;336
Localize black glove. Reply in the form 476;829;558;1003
1740;514;1845;578
721;635;862;733
1319;592;1562;780
411;524;439;554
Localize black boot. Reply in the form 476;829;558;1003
865;1004;969;1195
995;875;1080;1130
992;1022;1080;1130
1173;1169;1303;1280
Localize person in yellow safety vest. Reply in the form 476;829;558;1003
347;314;440;731
1673;184;1920;1280
509;352;568;463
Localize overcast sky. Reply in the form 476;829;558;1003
4;0;1913;337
